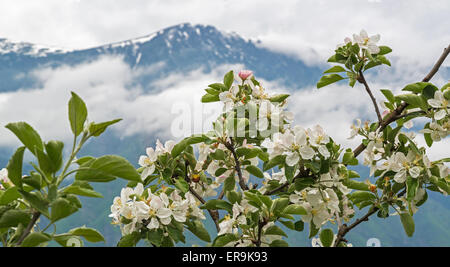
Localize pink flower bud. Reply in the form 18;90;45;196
382;110;389;117
238;70;253;81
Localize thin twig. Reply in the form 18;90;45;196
358;71;382;123
353;44;450;158
183;161;220;232
333;206;379;247
224;138;249;191
15;211;41;246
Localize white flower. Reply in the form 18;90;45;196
348;119;361;139
390;151;421;183
420;122;448;141
138;147;158;179
428;91;449;120
307;125;330;147
155;139;176;154
353;29;380;54
0;168;10;185
282;127;315;165
219;85;240;112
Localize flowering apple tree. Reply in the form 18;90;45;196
109;31;450;247
1;30;449;247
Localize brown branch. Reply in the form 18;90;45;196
224;138;249;191
353;44;450;158
336;44;450;246
183;161;220;232
358;71;382;123
254;218;268;247
333;206;379;247
15;211;40;247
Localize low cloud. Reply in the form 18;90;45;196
0;56;447;163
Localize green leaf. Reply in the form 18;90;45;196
213;233;239;247
316;74;345;89
201;93;220;103
245;165;264;178
396;93;428;110
270;239;289;247
283;204;307;215
88;119;122;137
399;212;415;237
349;191;376;204
117;231;141;247
174;178;189;193
186;220;211;242
363;60;382;71
34;147;54;176
264;225;287;237
63;186;103;198
342;179;370;191
6;146;26;188
204;88;220;95
342;150;358;165
208;83;227;92
201;199;232;213
0;210;31;228
68;92;88;137
406;177;419;201
269;94;290;103
69;226;105;243
223;176;235;192
309;222;320;238
223;71;234;89
21;232;51;247
171;139;189;158
378;55;391;66
378;46;392;55
5;122;43;156
53;234;83;247
76;155;141;182
45;140;64;173
51;198;78;222
0;187;21;205
319;228;334;247
271;198;290;216
263;155;285;171
380;89;395;104
323;66;346;74
19;190;49;217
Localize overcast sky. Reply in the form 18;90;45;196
0;0;449;161
0;0;449;66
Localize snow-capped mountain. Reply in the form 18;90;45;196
0;23;321;93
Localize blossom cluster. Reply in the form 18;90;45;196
109;183;205;236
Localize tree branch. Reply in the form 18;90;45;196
224;138;249;191
184;161;220;232
353;44;450;158
358;71;382;123
333;206;379;247
15;211;40;247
